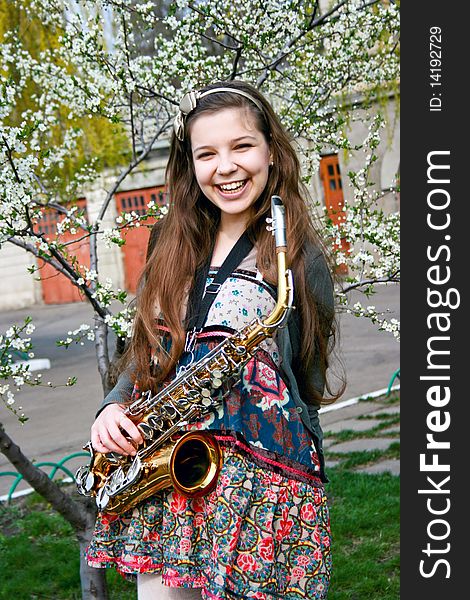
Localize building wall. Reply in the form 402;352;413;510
330;98;400;264
0;242;42;310
302;98;399;218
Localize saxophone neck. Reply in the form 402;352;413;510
262;196;294;329
262;251;294;328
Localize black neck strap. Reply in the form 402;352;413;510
185;230;254;332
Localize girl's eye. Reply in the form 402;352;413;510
197;152;214;159
236;144;252;150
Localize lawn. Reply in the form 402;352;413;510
327;469;400;599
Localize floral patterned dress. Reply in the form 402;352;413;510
86;266;332;600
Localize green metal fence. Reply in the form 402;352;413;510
0;451;89;503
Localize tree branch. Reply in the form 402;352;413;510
340;272;400;294
95;117;171;225
122;13;137;161
255;0;364;88
94;313;111;393
1;135;22;183
229;46;243;81
200;31;239;52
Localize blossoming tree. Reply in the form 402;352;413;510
0;1;399;597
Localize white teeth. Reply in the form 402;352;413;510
219;180;245;192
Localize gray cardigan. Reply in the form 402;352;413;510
100;241;334;482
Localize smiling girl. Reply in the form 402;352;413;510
86;81;341;600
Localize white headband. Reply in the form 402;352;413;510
173;87;264;141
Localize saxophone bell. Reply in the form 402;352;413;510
170;431;223;497
76;431;223;515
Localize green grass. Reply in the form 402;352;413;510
327;469;400;599
358;391;400;406
329;417;400;443
323;391;400;598
0;499;135;600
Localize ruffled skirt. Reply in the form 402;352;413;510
87;435;331;599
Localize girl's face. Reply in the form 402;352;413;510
190;108;271;226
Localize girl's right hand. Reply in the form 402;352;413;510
91;403;144;456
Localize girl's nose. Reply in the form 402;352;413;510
216;155;237;175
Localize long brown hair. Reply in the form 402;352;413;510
128;80;341;405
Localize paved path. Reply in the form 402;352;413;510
0;283;399;497
320;386;400;476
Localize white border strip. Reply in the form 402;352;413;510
13;358;51;372
0;476;74;503
319;384;400;414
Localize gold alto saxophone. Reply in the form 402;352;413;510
76;196;294;515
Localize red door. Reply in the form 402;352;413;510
35;200;90;304
320;154;350;273
115;187;167;293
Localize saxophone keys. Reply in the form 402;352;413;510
106;466;125;495
212;369;222;379
162;405;178;419
201;388;211;398
126;455;142;486
96;485;110;511
75;465;94;495
211;378;222;388
139;422;156;439
85;470;96;493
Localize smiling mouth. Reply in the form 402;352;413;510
216;180;248;194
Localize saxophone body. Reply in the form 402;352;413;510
76;196;294;515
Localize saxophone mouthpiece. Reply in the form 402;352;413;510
270;195;287;249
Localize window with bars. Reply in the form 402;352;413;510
34;199;88;237
115;188;167;216
35;211;58;236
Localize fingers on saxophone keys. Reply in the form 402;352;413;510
103;425;137;456
92;433;125;455
118;415;144;447
91;431;109;454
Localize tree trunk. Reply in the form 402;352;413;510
76;499;109;600
79;538;109;599
0;422;109;599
